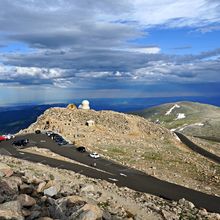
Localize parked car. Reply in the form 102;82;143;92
46;131;54;137
58;140;68;145
52;135;68;145
13;139;29;147
50;133;59;140
3;134;15;140
77;146;86;153
0;136;7;142
89;152;100;159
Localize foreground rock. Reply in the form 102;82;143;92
0;156;219;220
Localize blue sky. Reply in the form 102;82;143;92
0;0;220;105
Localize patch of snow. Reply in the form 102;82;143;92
165;104;180;115
194;123;204;126
174;133;181;142
176;113;186;120
179;125;188;131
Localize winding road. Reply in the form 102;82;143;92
175;132;220;164
0;133;220;213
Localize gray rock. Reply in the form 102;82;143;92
19;183;34;194
44;186;58;197
178;198;195;209
26;211;41;220
48;204;66;219
102;210;112;220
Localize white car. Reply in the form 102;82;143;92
89;152;100;159
3;134;15;140
46;131;54;136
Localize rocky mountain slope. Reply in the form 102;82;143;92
20;107;220;196
132;101;220;137
1;155;220;220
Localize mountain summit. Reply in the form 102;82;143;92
20;106;220;195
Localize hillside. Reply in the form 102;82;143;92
20;107;220;196
132;101;220;137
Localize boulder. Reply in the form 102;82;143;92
178;198;195;209
2;176;22;193
0;163;13;177
66;195;87;208
17;194;36;207
71;204;103;220
19;183;34;194
0;201;24;220
0;180;18;202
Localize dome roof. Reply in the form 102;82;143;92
82;100;89;105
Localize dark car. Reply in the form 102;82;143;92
54;135;63;142
50;133;59;140
76;146;86;152
58;140;68;145
52;135;68;145
13;139;29;147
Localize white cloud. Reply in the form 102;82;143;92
126;0;220;27
127;47;161;54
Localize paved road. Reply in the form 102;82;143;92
193;136;220;143
175;132;220;164
0;133;220;213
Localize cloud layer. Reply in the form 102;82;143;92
0;0;220;97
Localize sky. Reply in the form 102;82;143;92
0;0;220;105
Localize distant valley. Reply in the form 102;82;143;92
0;104;66;134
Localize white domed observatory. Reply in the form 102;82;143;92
78;100;90;110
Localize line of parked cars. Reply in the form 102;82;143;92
35;130;100;159
35;130;69;146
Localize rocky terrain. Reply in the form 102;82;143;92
132;101;220;137
20;107;220;196
1;155;220;220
